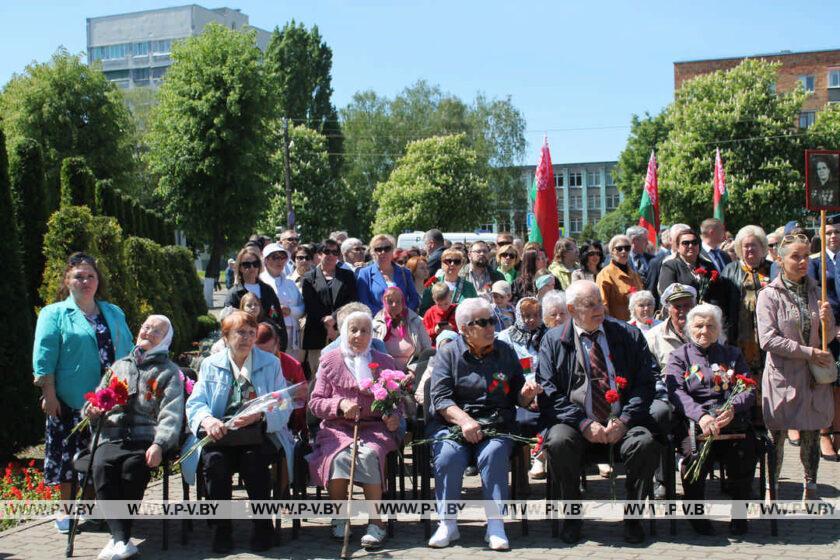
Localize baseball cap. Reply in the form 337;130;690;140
262;243;288;259
491;280;512;297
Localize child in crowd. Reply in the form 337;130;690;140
422;283;458;344
490;280;515;332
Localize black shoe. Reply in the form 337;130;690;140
653;482;667;500
689;519;714;535
623;520;645;544
250;522;273;552
559;520;582;544
212;526;234;553
729;519;748;535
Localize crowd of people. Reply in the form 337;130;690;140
30;217;840;557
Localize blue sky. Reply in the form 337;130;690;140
0;1;837;163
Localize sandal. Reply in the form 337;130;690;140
819;433;840;462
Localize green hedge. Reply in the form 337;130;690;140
40;205;205;354
0;129;41;456
59;156;94;208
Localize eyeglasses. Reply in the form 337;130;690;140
240;260;260;269
443;259;463;265
499;253;517;259
467;317;494;328
321;249;341;256
266;253;287;261
232;329;256;339
680;239;700;247
373;245;393;253
614;245;631;253
295;255;312;261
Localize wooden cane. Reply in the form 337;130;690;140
821;209;829;352
340;416;360;559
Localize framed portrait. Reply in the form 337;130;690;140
806;150;840;211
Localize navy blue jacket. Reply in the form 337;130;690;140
808;253;840;322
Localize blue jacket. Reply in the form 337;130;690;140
355;263;420;315
181;347;295;485
32;297;133;410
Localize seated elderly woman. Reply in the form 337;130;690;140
428;298;542;551
86;315;184;560
664;304;757;536
372;286;432;376
627;290;661;332
307;310;401;549
183;311;295;554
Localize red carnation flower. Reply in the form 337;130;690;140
710;270;720;282
615;376;628;390
96;388;117;411
368;362;380;371
693;267;708;276
605;389;620;404
735;374;756;387
110;377;129;404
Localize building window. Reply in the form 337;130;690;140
606;192;621;210
131;68;150;85
555;174;564;188
587;193;600;209
151;39;172;54
568;171;582;187
799;111;816;129
829;69;840;89
606;171;614;185
132;41;149;56
587;170;601;186
798;75;815;92
569;192;582;210
91;43;131;61
570;217;582;234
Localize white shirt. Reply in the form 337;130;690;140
572;322;619;420
259;270;305;342
228;350;253;385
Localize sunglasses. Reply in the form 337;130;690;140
768;243;778;249
614;245;631;253
320;249;341;256
240;260;260;269
266;252;287;260
781;233;809;245
295;255;312;261
499;253;517;259
443;259;463;265
680;239;700;247
373;245;393;253
467;317;494;328
69;253;96;266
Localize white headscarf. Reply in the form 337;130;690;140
339;310;374;385
134;315;174;363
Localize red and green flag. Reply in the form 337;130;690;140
639;150;660;245
713;148;727;226
528;138;559;259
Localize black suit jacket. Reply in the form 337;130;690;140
301;266;357;349
427;246;445;276
537;318;658;432
645;251;668;307
700;247;731;273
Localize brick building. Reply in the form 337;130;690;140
674;48;840;128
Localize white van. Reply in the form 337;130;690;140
396;231;498;250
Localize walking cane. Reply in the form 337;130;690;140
340;414;361;559
66;419;104;557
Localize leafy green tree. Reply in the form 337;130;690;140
341;81;526;237
0;128;41;455
659;60;807;229
146;24;271;279
372;134;489;235
260;124;339;241
808;103;840;150
0;49;136;211
60;156;95;207
8;138;48;306
614;112;671;211
264;20;342;176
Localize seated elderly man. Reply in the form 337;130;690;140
538;280;660;545
428;298;542;551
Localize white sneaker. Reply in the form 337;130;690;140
111;540;139;560
485;519;509;550
360;524;386;549
54;517;71;534
330;519;350;540
428;521;460;548
529;456;546;479
96;539;115;560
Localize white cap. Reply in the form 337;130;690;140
262;243;288;259
660;283;697;307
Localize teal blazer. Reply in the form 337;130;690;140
32;296;133;409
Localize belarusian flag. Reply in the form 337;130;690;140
638;150;660;245
528;138;559;259
713;148;727;226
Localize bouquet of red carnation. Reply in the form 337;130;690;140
693;266;719;302
684;373;757;483
64;370;129;444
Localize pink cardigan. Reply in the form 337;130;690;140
306;348;401;487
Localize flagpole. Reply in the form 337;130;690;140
821;210;828;352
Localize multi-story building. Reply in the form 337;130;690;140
517;161;620;237
86;4;271;89
674;48;840;129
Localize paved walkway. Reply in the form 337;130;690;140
1;440;839;559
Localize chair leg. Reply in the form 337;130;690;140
272;456;283;545
667;442;677;536
386;452;397;538
162;462;170;551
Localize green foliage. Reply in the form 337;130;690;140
0;128;41;455
59;156;95;207
8;138;47;306
261;124;341;241
578;223;598;243
39;206;97;304
614;111;671;209
808;103;840;150
0;49;136;211
196;314;220;340
265;20;342;176
341;81;526;237
147;23;271;278
658;60;807;229
595;204;635;242
372;134;490;235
